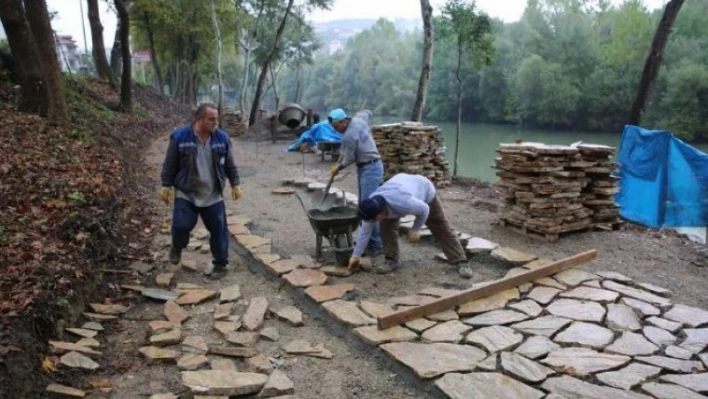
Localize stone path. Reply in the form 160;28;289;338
42;175;708;399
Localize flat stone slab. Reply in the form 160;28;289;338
514;336;560;359
183;336;209;354
511;316;571;337
129;262;154;274
60;351;100;370
359;301;394;318
142;288;180;302
381;342;487;379
226;332;259;347
272;187;296;195
554;322;614;348
282;340;332;359
534;277;565;290
150;328;182;346
637;282;672;297
321;266;353;277
266;259;300;276
643;326;677;346
542;376;652;399
260;327;280;342
477;354;499;371
602;280;672;308
542;348;631;376
388;295;435;307
237;234;270;250
214;303;234;321
500;352;554;383
559;287;619;303
665;304;708;328
83;312;117;321
421;321;472;343
242;297;269;331
660;373;708;393
465;325;524;353
219;284;241;303
597;363;662;390
46;384;86;398
405;318;437;332
49;341;102;357
181;371;268;396
354;325;418;345
522;258;553;271
139;346;178;362
463;310;529;326
666;345;694;359
178;354;209;371
246;355;273;374
527;287;562;305
508;300;543;317
621;298;661;317
647;316;683;333
681;328;708;354
605;332;659;356
260;370;294;397
458;288;519;316
254;253;280;265
181;259;200;272
435;372;544;399
491;247;537;265
209;346;258;358
546;299;606;322
66;328;97;339
595;270;633;283
273;306;303;326
156;273;173;288
176;289;218;305
322;300;376;327
642;382;708;399
213;321;240;337
553;269;599;286
76;338;100;348
89;303;129;315
607;303;643;331
635;356;705;373
427;309;459;322
466;237;499;254
282;269;327;287
305;284;355;303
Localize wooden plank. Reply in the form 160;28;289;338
377;249;597;329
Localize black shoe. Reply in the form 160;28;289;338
168;246;182;265
205;262;227;280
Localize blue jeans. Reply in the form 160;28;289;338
358;160;384;250
172;198;229;266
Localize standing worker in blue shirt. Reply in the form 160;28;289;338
328;108;384;257
159;102;242;279
348;173;473;278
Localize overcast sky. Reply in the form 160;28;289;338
40;0;668;52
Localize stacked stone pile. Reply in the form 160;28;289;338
493;142;621;240
220;111;248;138
372;122;452;187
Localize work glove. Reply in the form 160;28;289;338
330;164;340;177
348;256;361;272
231;185;242;201
159;187;174;205
407;230;421;243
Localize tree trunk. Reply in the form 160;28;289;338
238;42;252;114
143;12;163;94
248;0;295;126
109;18;122;82
294;61;301;103
270;62;281;111
628;0;685;125
24;0;69;123
411;0;434;122
114;0;131;112
453;44;463;178
210;0;224;115
87;0;114;85
0;0;50;115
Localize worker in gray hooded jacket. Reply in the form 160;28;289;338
348;173;473;278
328;108;384;256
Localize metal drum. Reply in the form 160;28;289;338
278;103;306;129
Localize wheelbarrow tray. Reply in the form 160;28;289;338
305;206;360;236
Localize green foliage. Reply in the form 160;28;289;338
281;0;707;141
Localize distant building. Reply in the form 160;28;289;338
55;35;80;72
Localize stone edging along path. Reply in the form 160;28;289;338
228;178;708;399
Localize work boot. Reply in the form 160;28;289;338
168;246;182;265
205;261;227;280
457;260;473;279
373;257;399;275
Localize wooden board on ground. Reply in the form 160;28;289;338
376;249;598;329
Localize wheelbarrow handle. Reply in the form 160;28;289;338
294;192;309;214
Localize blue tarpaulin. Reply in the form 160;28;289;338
286;121;342;152
616;125;708;228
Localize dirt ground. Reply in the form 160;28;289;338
227;136;708;310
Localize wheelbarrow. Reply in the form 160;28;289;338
295;192;360;266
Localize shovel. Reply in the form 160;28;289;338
318;173;336;209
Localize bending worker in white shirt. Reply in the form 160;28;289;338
348;173;473;278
